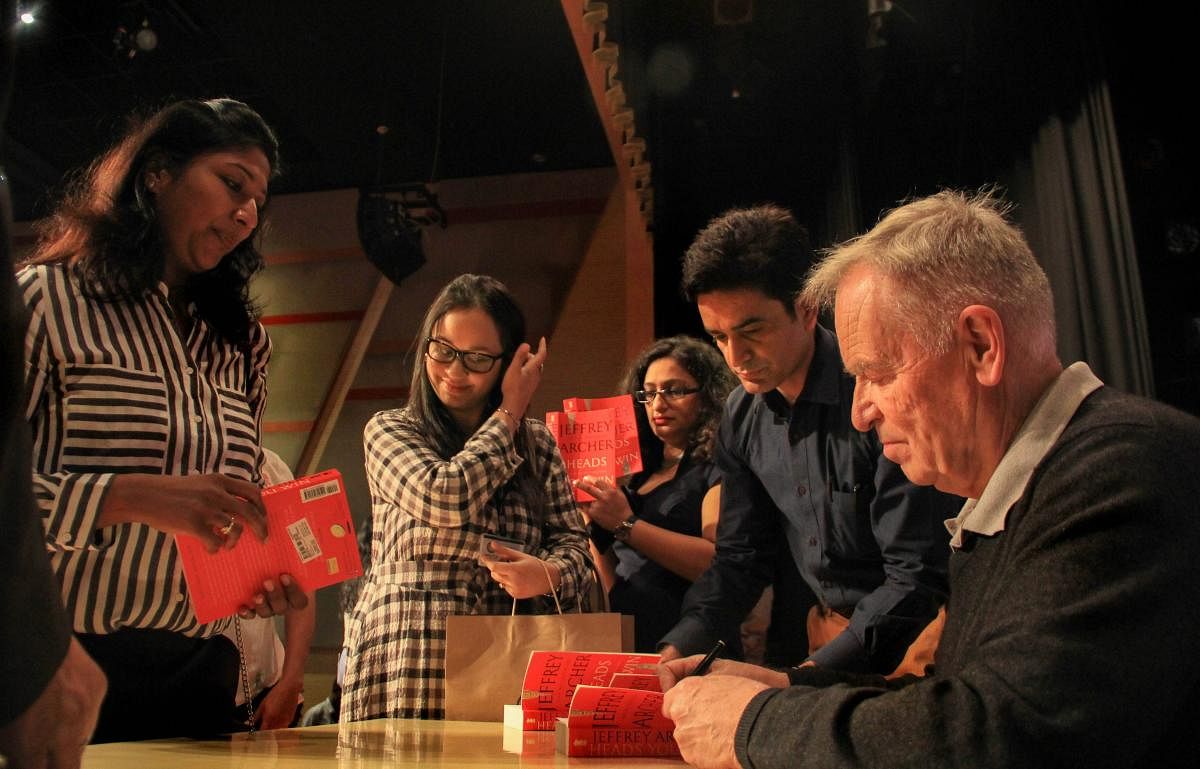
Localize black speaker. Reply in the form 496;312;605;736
357;191;427;286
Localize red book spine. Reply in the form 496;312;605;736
563;730;681;758
519;710;558;731
519;651;661;730
545;409;618;501
607;673;661;691
560;685;680;757
561;394;643;475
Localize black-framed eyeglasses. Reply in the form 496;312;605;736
424;337;503;374
634;387;700;404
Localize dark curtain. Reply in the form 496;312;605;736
1005;81;1155;397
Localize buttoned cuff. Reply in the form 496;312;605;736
807;625;871;672
658;615;717;656
41;471;118;550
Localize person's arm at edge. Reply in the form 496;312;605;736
575;476;718;582
660;411;773;658
1;109;106;762
254;591;316;730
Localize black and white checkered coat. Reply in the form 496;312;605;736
341;407;593;721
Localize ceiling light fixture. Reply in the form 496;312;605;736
113;17;158;59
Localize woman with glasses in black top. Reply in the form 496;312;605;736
341;273;593;721
575;336;736;653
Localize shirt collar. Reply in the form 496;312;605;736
945;362;1103;549
762;324;842;415
155;281;198;317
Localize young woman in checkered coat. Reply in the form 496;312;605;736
341;273;594;721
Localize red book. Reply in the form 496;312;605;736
518;650;661;730
607;672;661;691
175;469;363;623
561;394;643;476
545;408;618;502
555;685;680;757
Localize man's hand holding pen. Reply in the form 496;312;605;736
658;641;791;769
687;639;726;678
657;640;789;691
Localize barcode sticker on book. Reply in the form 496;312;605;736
287;518;322;563
301;479;341;503
176;469;363;623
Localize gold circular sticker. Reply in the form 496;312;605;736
330;524;346;538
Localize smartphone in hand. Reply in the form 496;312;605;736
479;533;526;562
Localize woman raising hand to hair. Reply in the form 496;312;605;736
341;273;593;722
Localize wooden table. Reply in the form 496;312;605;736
81;719;690;768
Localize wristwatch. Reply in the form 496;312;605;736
612;515;639;542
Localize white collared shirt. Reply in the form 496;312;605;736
945;362;1103;549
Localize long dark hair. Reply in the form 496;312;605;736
618;335;736;468
407;273;545;513
23;98;281;346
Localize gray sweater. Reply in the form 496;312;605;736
735;386;1200;769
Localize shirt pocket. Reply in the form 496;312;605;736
60;364;169;471
826;488;875;555
215;385;259;476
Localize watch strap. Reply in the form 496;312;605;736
612;514;639;542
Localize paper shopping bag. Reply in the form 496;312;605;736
443;612;634;722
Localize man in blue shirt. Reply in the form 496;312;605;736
659;204;957;674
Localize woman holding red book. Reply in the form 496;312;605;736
575;336;736;653
16;98;307;743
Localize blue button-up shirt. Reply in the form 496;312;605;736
662;325;957;673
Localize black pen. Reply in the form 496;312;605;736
687;640;726;677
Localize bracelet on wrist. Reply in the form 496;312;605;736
497;406;520;428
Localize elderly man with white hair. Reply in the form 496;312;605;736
657;190;1200;769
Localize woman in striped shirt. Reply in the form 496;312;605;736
18;98;307;742
341;273;595;721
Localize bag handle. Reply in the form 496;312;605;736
589;560;613;613
540;560;563;614
508;559;565;617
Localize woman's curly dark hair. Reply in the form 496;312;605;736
618;335;736;468
22;98;280;346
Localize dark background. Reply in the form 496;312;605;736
3;1;1195;413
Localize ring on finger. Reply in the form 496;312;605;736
219;516;236;536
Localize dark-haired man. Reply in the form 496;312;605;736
659;205;958;675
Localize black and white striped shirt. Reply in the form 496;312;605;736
19;263;270;637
